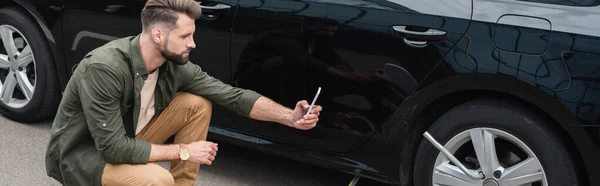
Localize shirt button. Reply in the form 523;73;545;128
102;123;106;127
136;72;139;76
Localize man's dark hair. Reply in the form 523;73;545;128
141;0;201;33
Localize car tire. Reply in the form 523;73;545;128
413;98;580;186
0;6;60;123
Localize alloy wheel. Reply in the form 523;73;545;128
432;128;547;186
0;24;36;109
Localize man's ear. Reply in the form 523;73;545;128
151;27;163;44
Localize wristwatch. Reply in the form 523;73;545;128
179;144;190;161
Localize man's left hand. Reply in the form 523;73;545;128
291;100;322;130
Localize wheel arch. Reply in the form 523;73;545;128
393;73;588;186
0;0;68;92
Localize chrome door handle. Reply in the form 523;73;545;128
199;3;231;10
196;2;231;20
392;26;446;48
393;26;446;37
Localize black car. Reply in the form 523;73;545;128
0;0;598;185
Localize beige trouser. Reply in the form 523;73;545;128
101;92;212;186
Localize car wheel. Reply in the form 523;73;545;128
414;98;580;186
0;6;60;123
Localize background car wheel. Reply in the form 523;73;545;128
0;6;60;123
414;98;581;186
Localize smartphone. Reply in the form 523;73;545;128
306;87;321;115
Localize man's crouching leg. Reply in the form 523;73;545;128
102;163;175;186
135;92;213;186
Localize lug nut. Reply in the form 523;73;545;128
493;170;502;179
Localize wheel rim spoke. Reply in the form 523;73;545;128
17;45;33;67
0;25;35;109
469;129;501;177
433;162;479;186
16;71;33;100
499;157;544;185
1;71;17;103
0;26;18;61
0;54;9;69
434;128;547;186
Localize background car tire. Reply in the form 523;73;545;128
413;98;581;186
0;6;60;123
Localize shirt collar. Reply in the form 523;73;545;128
129;34;170;79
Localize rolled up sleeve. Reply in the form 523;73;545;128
78;63;151;164
180;63;262;117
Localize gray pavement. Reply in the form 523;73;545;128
0;116;359;186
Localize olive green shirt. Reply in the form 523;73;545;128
45;35;261;186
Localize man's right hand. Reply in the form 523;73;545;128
186;141;218;165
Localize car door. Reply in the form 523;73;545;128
60;0;240;128
229;0;472;152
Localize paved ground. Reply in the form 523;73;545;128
0;116;375;186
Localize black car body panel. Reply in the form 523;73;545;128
5;0;600;185
229;0;472;153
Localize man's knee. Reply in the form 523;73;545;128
173;92;212;112
152;168;175;186
141;168;175;186
102;163;175;186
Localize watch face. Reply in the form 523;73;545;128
180;149;191;160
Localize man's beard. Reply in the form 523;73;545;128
160;42;189;65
